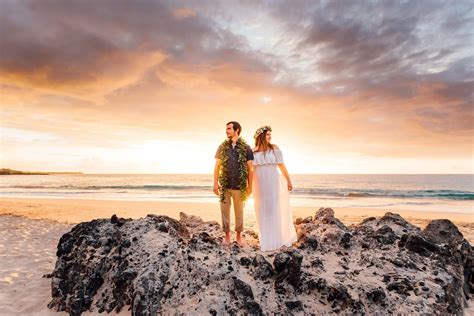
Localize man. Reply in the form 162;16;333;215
213;121;254;246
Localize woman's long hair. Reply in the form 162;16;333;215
254;130;274;154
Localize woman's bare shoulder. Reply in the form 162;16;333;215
272;144;280;149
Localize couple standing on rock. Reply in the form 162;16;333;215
213;121;297;251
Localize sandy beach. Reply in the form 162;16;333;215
1;197;473;241
0;197;473;314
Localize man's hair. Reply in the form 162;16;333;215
226;121;242;135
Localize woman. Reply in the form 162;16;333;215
252;125;297;251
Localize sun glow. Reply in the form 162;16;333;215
260;96;272;104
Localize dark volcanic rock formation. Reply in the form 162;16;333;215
46;208;473;315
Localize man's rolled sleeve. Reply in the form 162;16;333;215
215;145;222;159
246;145;254;161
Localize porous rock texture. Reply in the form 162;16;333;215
45;208;473;315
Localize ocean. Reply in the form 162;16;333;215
0;174;472;214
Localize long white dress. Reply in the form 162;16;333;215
252;148;298;251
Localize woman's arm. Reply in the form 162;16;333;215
278;163;293;191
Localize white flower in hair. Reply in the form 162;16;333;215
254;125;272;138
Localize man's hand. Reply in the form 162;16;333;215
246;186;252;196
213;158;221;196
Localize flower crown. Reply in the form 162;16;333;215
254;125;272;139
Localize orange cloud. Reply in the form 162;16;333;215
172;8;197;19
1;0;472;173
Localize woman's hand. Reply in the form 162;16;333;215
246;186;252;196
287;180;293;191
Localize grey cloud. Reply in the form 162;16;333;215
267;0;472;86
1;0;472;132
0;0;254;86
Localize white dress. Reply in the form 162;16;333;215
252;148;298;251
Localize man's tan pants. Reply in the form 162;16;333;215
220;189;244;233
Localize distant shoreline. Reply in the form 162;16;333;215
0;168;83;175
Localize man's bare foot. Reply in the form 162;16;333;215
223;232;231;246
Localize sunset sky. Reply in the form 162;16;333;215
1;0;473;174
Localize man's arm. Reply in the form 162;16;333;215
245;145;254;195
213;159;221;196
246;160;253;195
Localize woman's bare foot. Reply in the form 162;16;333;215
236;234;244;246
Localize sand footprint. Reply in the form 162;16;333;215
2;272;19;284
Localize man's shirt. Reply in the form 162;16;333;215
215;142;254;190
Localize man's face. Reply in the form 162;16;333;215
226;124;237;138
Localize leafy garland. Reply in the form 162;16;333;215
217;137;249;203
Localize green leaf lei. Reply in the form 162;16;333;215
217;137;249;203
